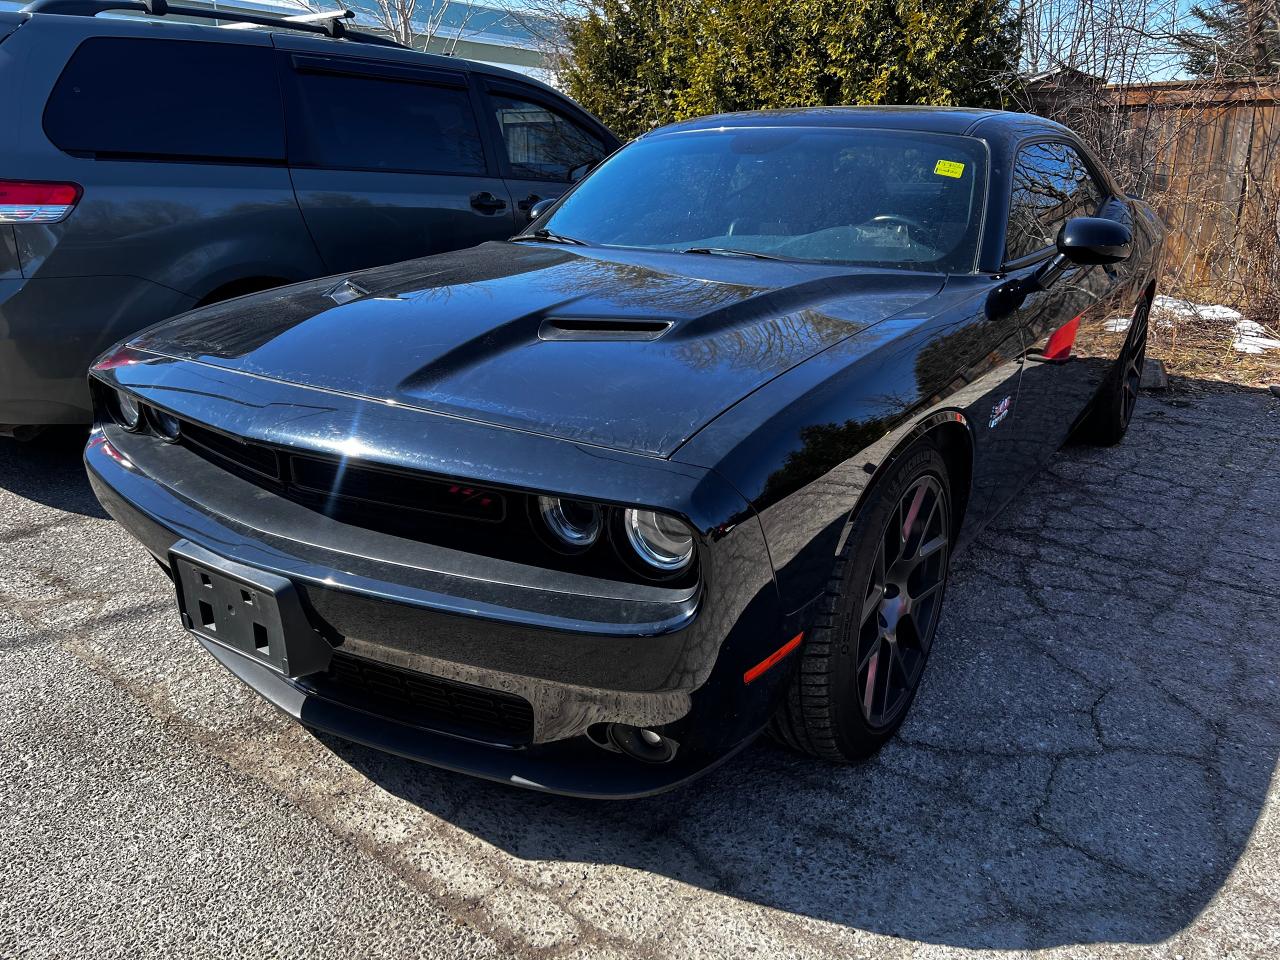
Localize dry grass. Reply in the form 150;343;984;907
1146;301;1280;388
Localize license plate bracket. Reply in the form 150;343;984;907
169;540;330;679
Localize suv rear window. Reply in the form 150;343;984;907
44;38;284;163
284;62;486;176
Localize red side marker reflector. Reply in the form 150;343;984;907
743;632;804;685
1043;315;1082;360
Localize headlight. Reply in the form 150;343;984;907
624;509;695;571
112;389;142;431
149;407;181;442
537;495;602;549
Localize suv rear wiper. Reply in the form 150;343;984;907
681;246;790;261
511;229;587;246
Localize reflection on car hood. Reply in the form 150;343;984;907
132;243;945;457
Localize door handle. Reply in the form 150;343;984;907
516;194;543;213
470;191;507;214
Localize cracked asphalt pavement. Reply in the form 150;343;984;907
2;382;1278;959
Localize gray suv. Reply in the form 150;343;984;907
0;0;617;433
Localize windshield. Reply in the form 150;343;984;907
538;126;989;273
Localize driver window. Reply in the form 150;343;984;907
490;93;605;182
1006;142;1102;262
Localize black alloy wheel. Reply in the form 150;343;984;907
856;474;949;730
772;441;953;761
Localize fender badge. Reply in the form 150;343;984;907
989;395;1012;429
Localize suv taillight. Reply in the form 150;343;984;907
0;180;83;224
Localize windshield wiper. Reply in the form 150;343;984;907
510;229;587;246
681;246;790;261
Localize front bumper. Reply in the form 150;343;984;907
85;379;786;795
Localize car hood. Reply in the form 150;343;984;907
132;243;945;457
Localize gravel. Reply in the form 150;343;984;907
1;382;1277;959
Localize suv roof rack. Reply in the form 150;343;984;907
22;0;409;48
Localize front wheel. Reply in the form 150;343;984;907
770;442;952;761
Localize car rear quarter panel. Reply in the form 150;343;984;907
1;274;194;425
0;17;331;421
0;12;23;42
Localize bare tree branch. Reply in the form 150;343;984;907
369;0;478;52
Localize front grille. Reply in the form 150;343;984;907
288;454;505;522
177;419;506;523
182;420;282;481
298;651;535;746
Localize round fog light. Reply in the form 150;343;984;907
537;495;601;549
113;389;142;431
624;509;694;571
606;724;678;764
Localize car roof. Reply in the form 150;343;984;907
18;7;579;115
648;106;1072;139
263;28;564;94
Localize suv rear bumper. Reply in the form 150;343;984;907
0;275;193;425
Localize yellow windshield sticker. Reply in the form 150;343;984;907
934;159;965;179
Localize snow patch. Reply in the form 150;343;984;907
1232;319;1280;355
1149;295;1279;354
1153;295;1244;324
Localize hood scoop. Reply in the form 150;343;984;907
538;317;673;342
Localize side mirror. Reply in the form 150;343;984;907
528;197;556;221
1057;216;1132;265
1033;216;1133;292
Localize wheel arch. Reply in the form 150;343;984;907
766;409;973;759
760;407;978;619
923;414;975;542
860;410;974;545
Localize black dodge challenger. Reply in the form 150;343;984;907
85;107;1164;797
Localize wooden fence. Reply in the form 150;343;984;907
1033;80;1280;312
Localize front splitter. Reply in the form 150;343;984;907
201;637;753;799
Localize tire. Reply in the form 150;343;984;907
770;441;952;762
1076;296;1151;446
